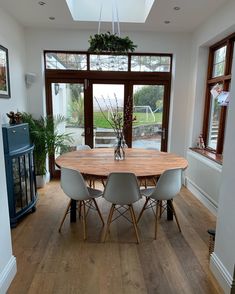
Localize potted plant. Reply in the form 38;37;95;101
88;32;137;53
22;113;73;187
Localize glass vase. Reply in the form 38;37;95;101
114;133;126;161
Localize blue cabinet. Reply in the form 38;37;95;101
2;123;37;227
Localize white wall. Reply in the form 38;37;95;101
0;122;17;293
25;28;191;157
185;0;235;211
0;8;28;123
0;7;27;293
186;0;235;292
210;50;235;294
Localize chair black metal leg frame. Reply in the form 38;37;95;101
103;204;140;243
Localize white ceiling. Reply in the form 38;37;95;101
0;0;230;33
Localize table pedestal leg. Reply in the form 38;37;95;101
167;200;173;220
70;200;77;222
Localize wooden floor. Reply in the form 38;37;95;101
8;180;223;294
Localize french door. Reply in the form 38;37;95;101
46;79;170;177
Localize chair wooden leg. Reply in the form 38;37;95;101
82;201;87;240
154;200;160;239
103;204;115;242
137;197;149;223
93;198;104;226
171;200;182;233
58;199;71;233
129;205;140;244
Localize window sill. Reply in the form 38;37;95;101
189;148;223;165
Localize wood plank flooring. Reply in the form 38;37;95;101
8;180;223;294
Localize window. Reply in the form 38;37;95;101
45;52;87;70
131;55;171;72
202;33;235;156
45;51;172;73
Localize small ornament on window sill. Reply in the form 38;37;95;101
197;134;205;149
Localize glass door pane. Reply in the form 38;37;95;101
207;94;220;150
52;82;85;161
92;84;125;148
132;85;164;150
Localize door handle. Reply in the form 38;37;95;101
159;128;166;140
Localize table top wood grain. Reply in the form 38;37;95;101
56;148;188;178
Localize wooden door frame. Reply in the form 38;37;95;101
45;78;89;178
127;81;170;151
45;72;171;178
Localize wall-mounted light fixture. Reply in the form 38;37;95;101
25;72;36;88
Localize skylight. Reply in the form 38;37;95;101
65;0;155;23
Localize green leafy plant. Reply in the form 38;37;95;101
88;32;137;53
22;113;74;175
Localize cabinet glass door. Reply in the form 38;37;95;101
12;153;32;213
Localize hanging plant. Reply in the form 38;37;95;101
88;32;137;53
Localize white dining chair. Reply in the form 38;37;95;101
76;144;91;150
76;144;97;187
58;167;104;240
102;172;141;243
137;168;182;239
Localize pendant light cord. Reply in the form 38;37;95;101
98;0;120;36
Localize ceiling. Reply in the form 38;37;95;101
66;0;155;23
0;0;229;33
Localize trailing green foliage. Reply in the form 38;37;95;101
22;113;74;175
88;32;137;53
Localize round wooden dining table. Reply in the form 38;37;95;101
56;148;188;177
56;148;188;222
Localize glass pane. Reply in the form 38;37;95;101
131;55;171;72
12;157;22;213
25;154;31;202
90;55;128;71
93;84;125;148
214;46;226;63
132;85;164;150
213;62;226;77
212;46;226;77
207;92;221;149
52;83;85;167
46;53;87;70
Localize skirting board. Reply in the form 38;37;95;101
0;256;17;294
185;177;218;216
210;253;235;294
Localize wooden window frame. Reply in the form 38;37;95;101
202;33;235;156
44;51;173;177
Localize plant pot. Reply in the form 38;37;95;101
36;175;46;188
